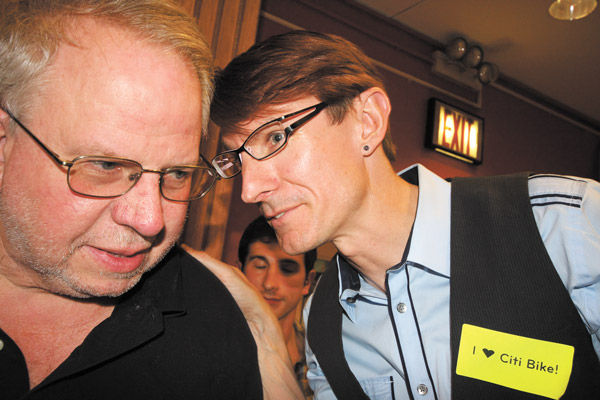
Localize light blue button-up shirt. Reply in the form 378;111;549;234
304;164;600;400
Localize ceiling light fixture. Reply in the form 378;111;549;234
432;37;499;91
549;0;597;20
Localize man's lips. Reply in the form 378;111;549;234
95;246;150;256
264;211;285;221
86;246;150;274
264;204;299;221
263;296;282;304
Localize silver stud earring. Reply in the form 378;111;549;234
363;145;369;151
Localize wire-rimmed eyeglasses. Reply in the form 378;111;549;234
211;102;328;179
3;109;218;202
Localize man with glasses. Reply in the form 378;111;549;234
204;30;600;398
0;1;265;398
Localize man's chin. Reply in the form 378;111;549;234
36;243;173;299
87;276;144;298
47;269;146;299
74;246;175;298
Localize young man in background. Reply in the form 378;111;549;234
238;216;316;398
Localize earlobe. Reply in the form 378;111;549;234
357;87;391;156
303;269;317;295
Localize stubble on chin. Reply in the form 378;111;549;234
0;190;180;299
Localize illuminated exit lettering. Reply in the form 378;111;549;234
426;99;484;164
438;106;480;159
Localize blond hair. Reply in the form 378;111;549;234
0;0;214;134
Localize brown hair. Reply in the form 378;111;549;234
0;0;213;134
210;30;396;161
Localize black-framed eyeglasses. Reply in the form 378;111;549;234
3;109;218;202
211;102;328;179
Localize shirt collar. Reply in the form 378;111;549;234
40;248;187;388
399;163;451;278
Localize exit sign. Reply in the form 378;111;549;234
426;99;484;164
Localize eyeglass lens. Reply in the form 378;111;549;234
212;120;287;178
212;153;242;178
212;102;327;179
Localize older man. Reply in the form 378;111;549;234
0;1;262;398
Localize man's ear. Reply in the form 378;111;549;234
0;108;12;185
235;260;244;271
303;269;317;296
356;87;391;157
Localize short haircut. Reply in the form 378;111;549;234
210;30;396;162
238;216;317;277
0;0;213;135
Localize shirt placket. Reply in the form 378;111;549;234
386;264;437;399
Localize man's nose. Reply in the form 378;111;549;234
240;153;279;204
262;266;280;291
110;173;166;238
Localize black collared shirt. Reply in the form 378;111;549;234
0;246;263;399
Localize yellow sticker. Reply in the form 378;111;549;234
456;324;574;399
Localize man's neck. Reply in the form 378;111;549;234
0;269;116;388
331;170;419;292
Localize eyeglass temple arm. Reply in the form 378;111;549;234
285;102;328;134
4;109;72;167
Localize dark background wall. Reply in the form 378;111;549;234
218;0;600;265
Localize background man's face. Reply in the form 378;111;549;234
0;19;203;298
243;241;310;322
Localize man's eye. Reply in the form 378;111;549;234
280;263;300;275
83;160;125;173
75;159;131;181
92;160;120;171
168;169;190;181
268;131;285;145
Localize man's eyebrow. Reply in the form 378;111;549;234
69;142;119;157
220;130;252;150
248;255;268;263
278;259;300;268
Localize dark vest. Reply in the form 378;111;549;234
307;173;600;399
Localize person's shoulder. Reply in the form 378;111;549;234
139;247;262;398
528;173;596;209
170;245;214;275
169;246;240;301
162;246;256;340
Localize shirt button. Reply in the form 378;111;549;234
417;384;428;395
347;296;356;304
396;302;408;313
0;339;4;351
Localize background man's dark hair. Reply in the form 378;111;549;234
238;216;317;277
